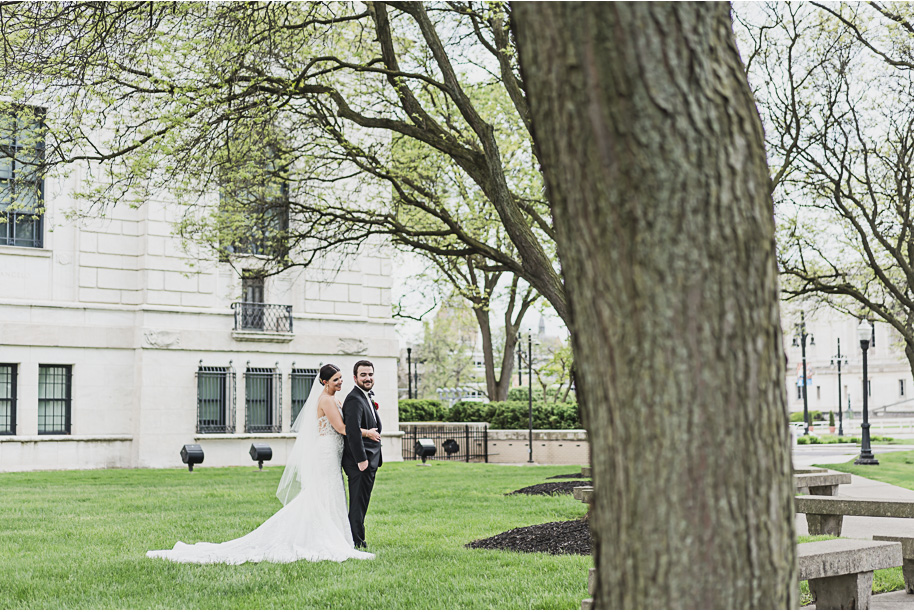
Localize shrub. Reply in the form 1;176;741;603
790;410;823;423
449;400;583;429
797;436;810;445
506;387;545;402
829;411;835;427
398;399;448;422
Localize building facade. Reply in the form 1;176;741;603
0;168;403;472
783;305;914;423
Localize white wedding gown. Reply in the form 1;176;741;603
147;402;374;564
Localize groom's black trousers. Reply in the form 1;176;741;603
343;463;376;548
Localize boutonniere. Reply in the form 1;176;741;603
372;400;379;410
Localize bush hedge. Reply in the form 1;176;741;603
790;410;823;422
398;398;583;429
397;399;449;422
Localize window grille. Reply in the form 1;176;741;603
245;365;281;433
38;364;71;434
196;363;236;433
291;368;319;424
0;364;16;435
0;106;45;248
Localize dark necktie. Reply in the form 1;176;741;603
366;390;377;426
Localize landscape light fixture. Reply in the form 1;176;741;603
180;444;204;472
442;438;460;457
250;443;273;470
415;438;436;464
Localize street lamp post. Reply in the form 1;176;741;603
855;319;878;465
831;339;847;437
527;331;534;464
792;312;814;435
407;347;413;399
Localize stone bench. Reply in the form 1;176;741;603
796;472;852;496
872;535;914;594
799;539;902;609
796;467;828;474
581;567;594;609
573;486;593;504
797;496;914;536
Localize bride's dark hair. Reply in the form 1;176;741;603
319;364;341;385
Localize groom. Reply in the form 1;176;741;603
342;359;383;549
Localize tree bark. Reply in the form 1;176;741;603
514;3;796;608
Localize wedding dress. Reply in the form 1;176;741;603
146;377;374;564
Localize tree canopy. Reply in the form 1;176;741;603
738;2;914;372
0;1;567;321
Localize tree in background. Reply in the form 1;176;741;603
413;295;480;399
529;336;574;404
0;2;568;322
737;2;914;378
515;3;795;607
401;253;539;401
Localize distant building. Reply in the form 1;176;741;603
0;116;402;472
783;304;914;420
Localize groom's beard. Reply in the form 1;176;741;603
356;382;373;392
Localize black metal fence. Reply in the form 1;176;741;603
232;302;293;333
401;423;488;462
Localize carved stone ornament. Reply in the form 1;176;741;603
338;338;368;355
143;330;182;349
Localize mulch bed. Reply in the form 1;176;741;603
506;480;591;496
547;472;584;479
467;519;592;555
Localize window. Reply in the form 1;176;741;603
220;153;290;258
902;380;906;397
239;273;265;330
816;386;821;401
0;106;45;248
38;365;71;434
291;368;319;424
796;385;803;400
868;379;872;397
245;366;281;433
196;364;236;433
0;364;16;435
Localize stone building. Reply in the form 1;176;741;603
0;153;402;472
783;305;914;423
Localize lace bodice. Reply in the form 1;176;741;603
317;415;336;437
318;400;343;437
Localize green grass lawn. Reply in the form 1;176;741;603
0;462;590;609
818;449;914;488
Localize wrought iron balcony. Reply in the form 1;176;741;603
231;302;293;333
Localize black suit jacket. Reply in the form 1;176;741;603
341;386;383;470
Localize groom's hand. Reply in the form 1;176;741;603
358;460;368;471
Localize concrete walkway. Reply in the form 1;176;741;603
795;445;914;609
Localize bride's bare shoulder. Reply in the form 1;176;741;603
316;393;334;416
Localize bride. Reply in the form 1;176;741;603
146;364;375;564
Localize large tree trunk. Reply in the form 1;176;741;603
514;3;796;608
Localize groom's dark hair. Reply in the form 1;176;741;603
353;360;374;375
